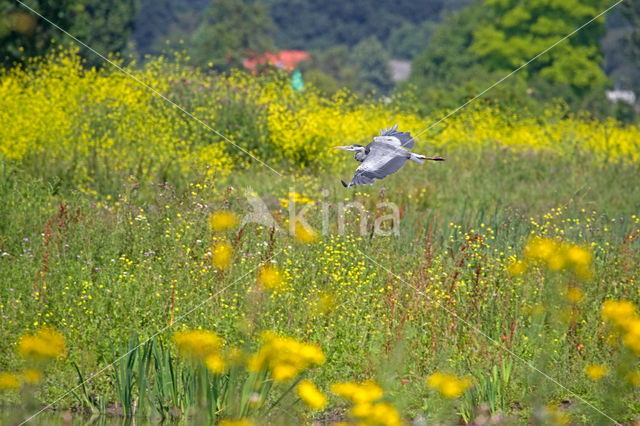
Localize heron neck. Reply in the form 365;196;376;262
354;150;367;162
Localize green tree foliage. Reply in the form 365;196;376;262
132;0;208;55
265;0;470;50
0;1;78;65
189;0;275;69
72;0;138;64
386;20;438;60
0;0;137;67
471;0;610;92
621;0;640;69
300;39;393;96
348;36;393;94
406;4;525;112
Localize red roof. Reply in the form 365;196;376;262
243;50;310;72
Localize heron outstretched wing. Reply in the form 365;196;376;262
343;142;410;187
380;124;414;149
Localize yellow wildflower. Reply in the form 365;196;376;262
209;211;239;232
297;380;327;410
173;329;223;362
350;401;402;426
565;287;584;303
294;221;319;244
23;369;43;385
257;265;285;290
0;373;20;390
627;371;640;387
314;291;336;315
523;237;593;277
584;364;608;381
212;242;233;270
205;354;226;374
602;300;637;326
507;258;527;276
524;237;559;263
247;332;325;382
565;246;592;267
218;419;255;426
18;327;66;362
426;372;472;398
331;380;384;404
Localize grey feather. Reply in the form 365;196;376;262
380;123;414;149
346;142;410;187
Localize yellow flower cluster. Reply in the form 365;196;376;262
173;329;225;373
0;369;44;391
293;221;319;244
279;192;316;209
426;372;473;398
0;373;20;390
601;300;640;355
520;237;593;278
218;419;255;426
584;364;608;381
257;265;286;291
22;369;43;385
247;332;325;382
331;381;402;426
210;211;239;233
212;242;233;271
296;380;327;410
3;48;640;188
17;327;66;362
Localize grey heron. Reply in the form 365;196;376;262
334;124;444;187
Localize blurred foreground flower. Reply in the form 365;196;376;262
0;373;20;390
426;372;472;398
212;242;233;270
247;332;325;382
296;380;327;409
331;380;383;404
523;237;592;278
173;329;226;373
257;265;285;291
332;380;402;426
584;364;608;381
210;211;239;232
22;368;43;385
601;300;640;355
218;419;255;426
18;327;66;362
294;221;319;243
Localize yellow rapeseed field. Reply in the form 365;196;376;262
0;47;638;187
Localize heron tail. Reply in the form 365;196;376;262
411;154;445;164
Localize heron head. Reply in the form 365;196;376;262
333;144;364;152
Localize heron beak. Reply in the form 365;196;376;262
333;146;351;151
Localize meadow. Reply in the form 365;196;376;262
1;48;640;425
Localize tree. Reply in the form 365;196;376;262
131;0;208;55
621;0;640;71
470;0;610;93
265;0;472;50
189;0;275;69
0;0;138;67
1;1;78;66
348;36;393;94
387;20;437;60
405;3;525;113
73;0;138;65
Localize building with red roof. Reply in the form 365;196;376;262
243;50;310;72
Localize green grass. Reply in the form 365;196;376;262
1;145;639;424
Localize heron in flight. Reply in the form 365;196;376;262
334;124;444;187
